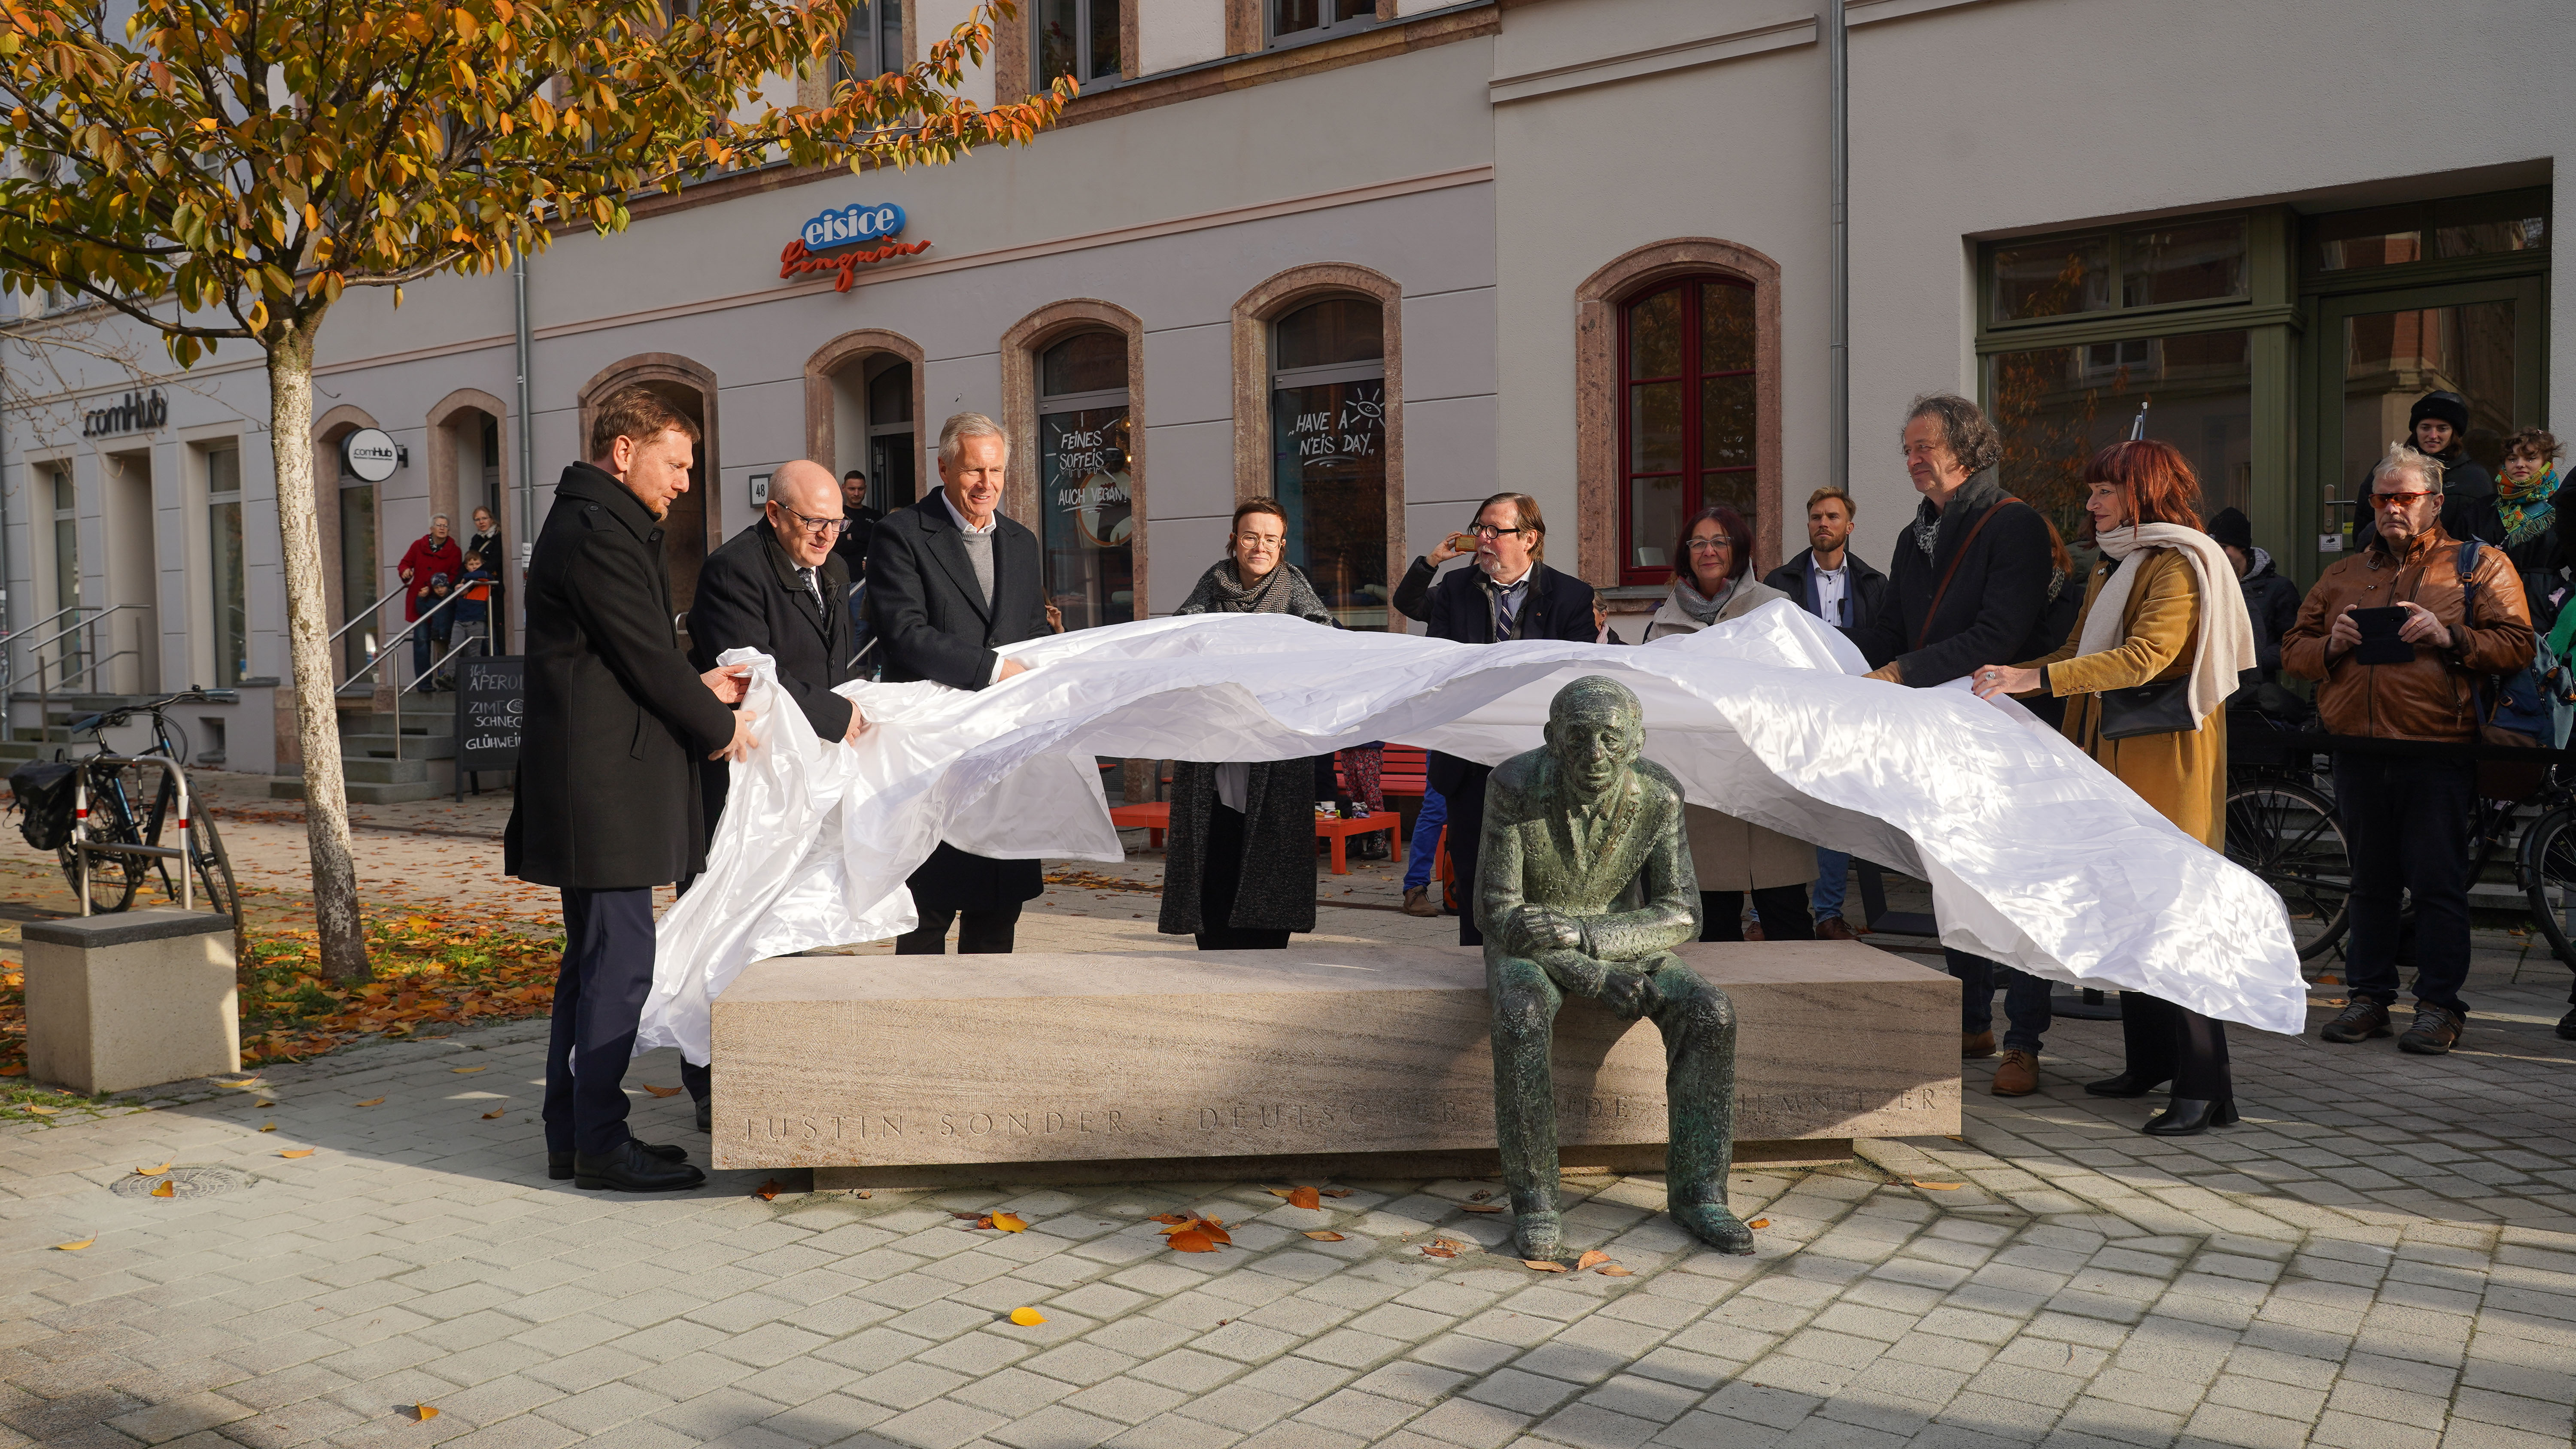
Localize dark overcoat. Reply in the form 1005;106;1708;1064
1390;556;1597;799
505;462;735;890
685;521;858;831
1762;547;1891;634
864;491;1052;911
1844;479;2060;688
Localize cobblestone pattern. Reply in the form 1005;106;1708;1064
6;979;2576;1449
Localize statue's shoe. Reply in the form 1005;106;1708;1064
1672;1202;1756;1255
1512;1210;1564;1261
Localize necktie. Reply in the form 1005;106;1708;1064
797;567;826;628
1494;585;1520;642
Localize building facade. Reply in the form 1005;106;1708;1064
4;0;2567;779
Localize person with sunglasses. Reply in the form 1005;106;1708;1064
1391;491;1599;947
2282;442;2534;1057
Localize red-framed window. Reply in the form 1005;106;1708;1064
1619;276;1756;585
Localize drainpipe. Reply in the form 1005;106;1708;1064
512;249;536;650
1826;0;1849;494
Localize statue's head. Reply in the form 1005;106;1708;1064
1543;676;1644;801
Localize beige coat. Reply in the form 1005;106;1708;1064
1643;579;1819;891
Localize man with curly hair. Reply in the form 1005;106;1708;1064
1847;393;2066;1097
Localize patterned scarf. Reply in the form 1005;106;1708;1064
1670;573;1737;625
2499;466;2559;549
1203;558;1295;613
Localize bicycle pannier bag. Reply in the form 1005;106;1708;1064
7;760;78;852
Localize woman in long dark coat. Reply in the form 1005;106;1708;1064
1160;498;1334;949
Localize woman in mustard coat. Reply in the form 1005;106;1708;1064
1974;440;2260;1136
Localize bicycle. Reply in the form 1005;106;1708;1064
55;687;242;930
2223;704;2352;963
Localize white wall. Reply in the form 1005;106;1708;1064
1137;0;1227;73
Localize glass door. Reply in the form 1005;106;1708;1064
2311;276;2545;556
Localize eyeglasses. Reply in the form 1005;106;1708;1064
1684;537;1735;554
1467;524;1527;540
775;504;850;537
2372;491;2436;506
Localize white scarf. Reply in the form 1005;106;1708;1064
2077;524;2259;726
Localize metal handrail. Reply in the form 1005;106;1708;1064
325;589;399;649
18;604;149;748
53;649;138;694
386;631;490;762
13;603;133;662
72;752;194;915
340;586;472;689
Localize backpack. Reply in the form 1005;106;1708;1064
6;759;79;852
2458;541;2566;798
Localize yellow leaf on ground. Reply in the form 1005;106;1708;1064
149;1180;175;1198
1576;1249;1609;1270
1008;1307;1046;1326
1747;1218;1770;1229
451;1066;486;1074
259;1123;276;1132
280;1149;316;1158
1911;1180;1964;1191
134;1162;171;1176
990;1212;1028;1233
1287;1186;1321;1210
1304;1231;1347;1242
1167;1229;1217;1253
354;1098;385;1107
1596;1264;1635;1276
1523;1259;1566;1272
53;1238;94;1251
481;1108;505;1119
641;1084;684;1098
24;1105;59;1115
407;1405;440;1422
256;1100;276;1108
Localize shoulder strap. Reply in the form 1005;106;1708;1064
1915;497;2024;649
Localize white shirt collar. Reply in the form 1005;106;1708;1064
1488;563;1534;592
940;488;997;537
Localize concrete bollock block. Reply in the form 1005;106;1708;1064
23;906;240;1094
710;941;1961;1182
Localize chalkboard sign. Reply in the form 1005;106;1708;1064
454;655;524;790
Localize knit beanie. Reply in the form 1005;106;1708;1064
2410;391;2471;435
2207;507;2254;552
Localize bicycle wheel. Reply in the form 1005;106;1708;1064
2518;806;2576;968
186;809;243;927
55;788;143;913
2224;779;2351;962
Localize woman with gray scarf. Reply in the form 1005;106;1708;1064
1159;498;1335;950
1643;505;1817;943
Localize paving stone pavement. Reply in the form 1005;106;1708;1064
9;957;2576;1449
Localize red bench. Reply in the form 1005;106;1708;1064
1110;798;1401;872
1107;801;1170;848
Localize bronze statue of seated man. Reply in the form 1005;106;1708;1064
1476;675;1755;1259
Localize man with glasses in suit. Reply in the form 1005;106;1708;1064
680;458;867;1126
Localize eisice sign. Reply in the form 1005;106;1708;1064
778;199;930;293
801;201;905;249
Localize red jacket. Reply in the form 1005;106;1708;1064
396;535;463;621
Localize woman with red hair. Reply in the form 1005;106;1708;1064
1973;440;2259;1134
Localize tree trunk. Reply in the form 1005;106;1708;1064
268;320;371;984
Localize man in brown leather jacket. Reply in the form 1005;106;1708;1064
2283;444;2534;1056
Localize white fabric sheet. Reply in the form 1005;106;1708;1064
638;603;2307;1066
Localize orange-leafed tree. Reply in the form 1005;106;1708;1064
0;0;1069;981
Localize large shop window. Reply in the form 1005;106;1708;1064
1036;0;1118;88
207;445;246;688
1270;297;1387;629
1037;331;1133;631
49;465;80;680
840;0;900;81
1619;277;1756;585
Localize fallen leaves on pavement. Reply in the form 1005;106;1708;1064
1007;1307;1047;1326
53;1237;93;1251
354;1098;385;1107
1576;1249;1609;1270
149;1179;174;1197
1596;1264;1634;1276
641;1084;683;1098
406;1406;440;1423
1160;1216;1230;1252
1747;1218;1769;1229
480;1108;505;1119
755;1180;781;1202
134;1162;170;1176
1304;1231;1347;1242
1267;1186;1322;1210
280;1149;315;1158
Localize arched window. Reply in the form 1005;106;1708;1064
1619;276;1756;582
1037;330;1133;630
1270;297;1386;627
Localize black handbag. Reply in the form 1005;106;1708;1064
2096;679;2196;740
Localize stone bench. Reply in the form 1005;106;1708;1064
711;942;1960;1187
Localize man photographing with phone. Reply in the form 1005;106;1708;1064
2283;442;2532;1058
1391;492;1599;946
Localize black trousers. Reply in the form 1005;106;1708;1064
2334;752;2475;1017
896;902;1023;954
1441;764;1493;948
1699;887;1817;943
545;887;656;1158
1197;802;1291;952
2119;991;2231;1100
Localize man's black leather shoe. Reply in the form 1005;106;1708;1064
2141;1097;2238;1136
2558;1006;2576;1042
2397;1004;2464;1055
2084;1072;2168;1098
2320;999;2392;1043
550;1140;690;1183
695;1095;712;1134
